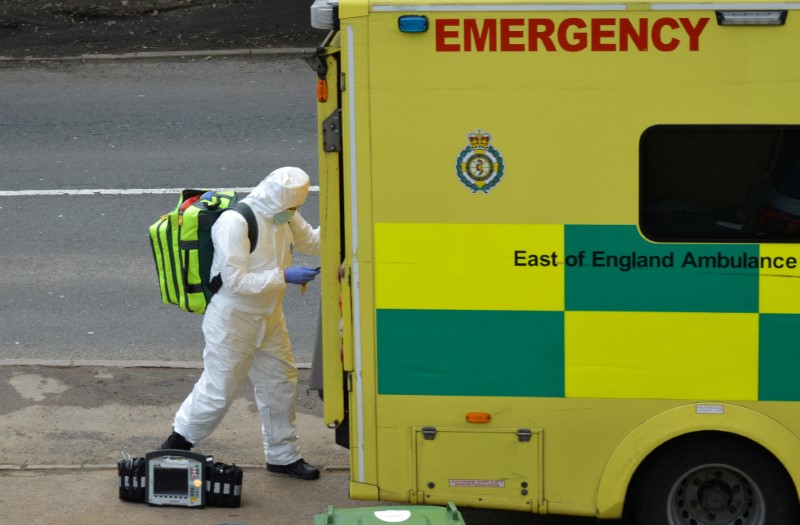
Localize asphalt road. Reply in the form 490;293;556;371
0;56;321;364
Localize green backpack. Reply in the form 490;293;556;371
148;189;258;314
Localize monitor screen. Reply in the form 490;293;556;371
153;467;188;496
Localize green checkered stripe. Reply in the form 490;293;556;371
376;225;800;401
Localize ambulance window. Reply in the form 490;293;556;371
640;125;800;242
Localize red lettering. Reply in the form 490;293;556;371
559;18;588;52
619;18;648;51
529;19;557;51
591;18;616;51
500;19;525;51
680;17;709;51
464;19;496;51
433;16;707;53
652;17;680;52
436;19;461;52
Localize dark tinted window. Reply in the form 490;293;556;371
640;126;800;242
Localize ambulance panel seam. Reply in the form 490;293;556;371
346;23;366;485
651;2;800;9
373;4;628;11
372;2;800;11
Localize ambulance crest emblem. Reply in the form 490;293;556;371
455;129;505;193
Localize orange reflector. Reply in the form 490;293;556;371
317;79;328;102
466;412;491;423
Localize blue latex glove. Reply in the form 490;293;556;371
284;266;320;285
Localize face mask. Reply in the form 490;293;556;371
273;209;295;225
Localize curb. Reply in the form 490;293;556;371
0;47;316;62
0;463;347;471
0;359;311;369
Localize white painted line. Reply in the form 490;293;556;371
0;186;320;197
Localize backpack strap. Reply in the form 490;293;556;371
229;202;258;253
207;202;259;296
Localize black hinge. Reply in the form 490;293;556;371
322;108;342;153
517;429;532;442
305;47;328;79
422;426;437;440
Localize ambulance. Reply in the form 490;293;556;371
308;0;800;522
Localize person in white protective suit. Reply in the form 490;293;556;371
161;167;322;480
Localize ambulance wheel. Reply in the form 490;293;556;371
627;432;798;525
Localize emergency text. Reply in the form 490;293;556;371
435;17;710;53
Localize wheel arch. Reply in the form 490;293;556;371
595;402;800;519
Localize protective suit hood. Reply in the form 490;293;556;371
243;167;310;218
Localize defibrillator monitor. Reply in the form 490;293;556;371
145;450;207;508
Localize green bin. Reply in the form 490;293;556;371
314;502;467;525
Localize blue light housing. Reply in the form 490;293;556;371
398;15;428;33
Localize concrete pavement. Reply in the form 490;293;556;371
0;362;385;525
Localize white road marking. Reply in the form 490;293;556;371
0;186;320;197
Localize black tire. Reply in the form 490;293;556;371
627;432;798;525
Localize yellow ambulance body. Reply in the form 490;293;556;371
310;1;800;522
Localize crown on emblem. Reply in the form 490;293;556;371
468;129;492;150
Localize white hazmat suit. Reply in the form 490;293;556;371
171;167;320;469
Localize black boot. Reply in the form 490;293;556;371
161;430;193;451
266;458;320;480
